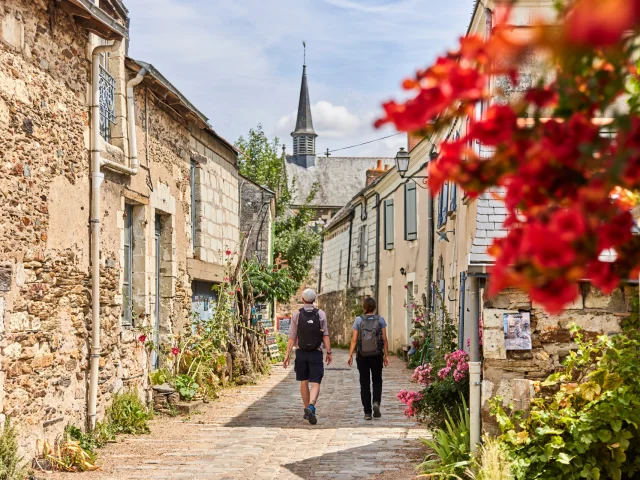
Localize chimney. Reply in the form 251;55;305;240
408;132;425;152
366;160;386;186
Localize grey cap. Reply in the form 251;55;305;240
302;288;317;303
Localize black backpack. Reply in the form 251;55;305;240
297;308;324;351
357;315;382;357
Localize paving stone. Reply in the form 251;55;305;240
51;350;425;479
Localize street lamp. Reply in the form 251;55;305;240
395;147;410;177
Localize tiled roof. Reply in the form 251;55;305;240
286;156;393;208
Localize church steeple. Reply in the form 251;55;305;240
291;42;317;168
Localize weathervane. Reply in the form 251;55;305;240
303;40;306;66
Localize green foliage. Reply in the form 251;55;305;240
149;368;171;386
465;435;513;480
104;391;152;436
235;124;286;197
419;397;471;478
173;374;199;401
65;425;102;457
417;376;470;429
276;333;288;357
0;418;26;480
244;260;299;303
492;326;640;480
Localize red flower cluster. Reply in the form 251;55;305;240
377;5;640;313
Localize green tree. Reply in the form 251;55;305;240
236;125;321;287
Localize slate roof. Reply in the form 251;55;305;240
293;66;315;135
469;189;508;264
285;156;393;208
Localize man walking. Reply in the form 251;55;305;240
283;289;332;425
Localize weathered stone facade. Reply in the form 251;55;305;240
0;0;240;457
480;284;637;432
239;177;275;265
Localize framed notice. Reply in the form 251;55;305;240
277;317;291;336
503;312;532;350
266;334;277;345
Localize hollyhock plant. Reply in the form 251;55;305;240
377;0;640;313
138;335;147;343
171;347;179;356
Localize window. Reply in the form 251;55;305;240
384;200;394;250
99;65;116;142
190;160;197;248
404;183;417;241
358;225;367;266
122;204;133;327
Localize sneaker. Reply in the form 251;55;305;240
304;404;317;425
373;402;381;418
364;413;373;420
303;412;310;420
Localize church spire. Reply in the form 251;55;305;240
291;41;317;168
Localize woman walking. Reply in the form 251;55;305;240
347;297;389;420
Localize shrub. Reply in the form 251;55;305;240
104;391;152;436
0;418;26;480
173;374;199;401
419;397;471;477
492;326;640;480
465;435;513;480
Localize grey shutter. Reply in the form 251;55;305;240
405;183;417;240
384;200;394;250
190;161;197;247
122;204;133;327
358;225;366;265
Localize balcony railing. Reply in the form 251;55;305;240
99;65;116;142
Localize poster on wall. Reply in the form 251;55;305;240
503;312;532;350
277;317;291;336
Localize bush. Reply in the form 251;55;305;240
0;418;26;480
173;374;199;401
492;326;640;480
419;397;471;477
465;435;513;480
104;391;152;436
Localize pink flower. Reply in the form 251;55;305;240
138;335;147;343
171;347;179;356
404;285;408;289
412;364;433;386
397;390;424;417
265;329;270;334
224;277;230;282
225;250;232;256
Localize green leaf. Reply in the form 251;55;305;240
580;382;602;401
597;430;612;442
557;452;574;465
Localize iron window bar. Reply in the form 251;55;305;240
99;65;116;142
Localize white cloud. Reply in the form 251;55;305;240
276;101;362;138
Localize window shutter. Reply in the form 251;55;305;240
384;200;394;250
449;183;457;212
358;225;367;265
122;204;133;327
405;183;417;240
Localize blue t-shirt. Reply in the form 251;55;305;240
353;315;387;331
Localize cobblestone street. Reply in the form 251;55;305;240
52;350;425;479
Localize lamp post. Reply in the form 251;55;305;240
395;147;428;180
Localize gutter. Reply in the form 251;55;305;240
374;193;381;304
65;0;129;39
345;210;355;289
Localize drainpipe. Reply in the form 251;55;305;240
318;234;324;294
101;67;147;174
374;193;381;304
88;38;122;430
469;274;481;452
345;210;355;289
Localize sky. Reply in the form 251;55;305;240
125;0;475;157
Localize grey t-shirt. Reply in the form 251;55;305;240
289;305;329;352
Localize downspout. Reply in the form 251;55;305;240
317;234;324;294
374;193;381;305
469;275;481;452
468;5;493;453
345;210;355;289
88;38;122;430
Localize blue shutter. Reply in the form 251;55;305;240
384;200;394;250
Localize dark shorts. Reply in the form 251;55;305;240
294;350;324;384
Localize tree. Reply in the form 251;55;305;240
236;126;322;287
376;0;640;313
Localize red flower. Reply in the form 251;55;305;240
565;0;640;47
548;208;587;244
171;347;179;356
265;329;269;334
587;261;620;294
138;335;147;343
524;87;558;108
468;105;517;146
225;250;232;256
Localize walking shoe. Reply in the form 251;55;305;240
364;413;373;420
373;402;381;418
304;404;317;425
303;412;310;421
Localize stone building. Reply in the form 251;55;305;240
239;176;275;266
0;0;240;455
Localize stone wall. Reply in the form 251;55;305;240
318;290;349;347
480;284;637;433
239;179;274;265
